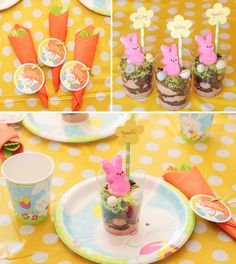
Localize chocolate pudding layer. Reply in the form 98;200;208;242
120;57;154;100
193;55;225;98
155;70;191;111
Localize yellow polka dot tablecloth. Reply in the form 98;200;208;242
1;113;236;264
0;0;110;111
112;0;236;112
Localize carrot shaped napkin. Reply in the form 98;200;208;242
49;3;69;92
72;25;99;111
163;167;236;240
0;124;23;161
8;24;48;108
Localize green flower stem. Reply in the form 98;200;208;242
141;25;145;50
126;143;130;179
178;36;183;67
215;21;220;53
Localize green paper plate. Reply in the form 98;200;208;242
78;0;111;16
23;113;130;143
54;176;195;264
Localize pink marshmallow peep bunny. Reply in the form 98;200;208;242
161;44;181;76
120;33;145;66
102;155;131;197
195;32;217;66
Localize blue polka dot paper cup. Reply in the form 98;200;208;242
1;152;54;224
180;113;214;143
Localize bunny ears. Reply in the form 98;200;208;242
120;33;138;48
161;44;178;58
195;32;213;46
102;155;122;175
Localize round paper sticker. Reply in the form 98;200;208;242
190;194;231;223
38;38;66;67
14;63;44;94
60;61;90;91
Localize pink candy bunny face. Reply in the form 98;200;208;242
195;32;217;66
195;32;215;53
102;155;131;196
102;155;125;183
161;44;181;76
120;33;145;66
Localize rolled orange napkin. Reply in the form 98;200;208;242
49;4;68;92
0;124;23;161
8;24;48;108
163;167;236;239
72;25;99;111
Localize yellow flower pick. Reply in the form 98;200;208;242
205;3;230;53
130;7;154;49
130;7;154;30
167;15;192;39
115;119;144;146
115;119;144;178
206;3;230;26
166;15;192;66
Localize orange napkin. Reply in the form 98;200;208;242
72;25;99;111
8;24;48;108
163;167;236;240
0;124;23;161
49;11;68;92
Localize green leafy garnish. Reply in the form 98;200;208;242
3;142;20;152
11;28;26;37
50;3;68;16
79;28;100;39
79;31;89;39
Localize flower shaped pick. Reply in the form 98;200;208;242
115;119;144;178
205;3;230;53
167;15;192;66
130;7;154;29
206;3;230;26
115;119;144;145
130;7;154;49
167;15;192;39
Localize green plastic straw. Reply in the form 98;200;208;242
178;36;183;67
141;25;144;50
215;21;220;53
126;143;130;179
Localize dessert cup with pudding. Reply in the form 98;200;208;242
98;155;146;236
180;113;214;143
62;113;89;123
120;33;154;100
193;32;227;97
155;44;191;111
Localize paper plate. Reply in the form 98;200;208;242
0;113;25;124
23;113;130;143
54;177;195;264
0;0;20;10
78;0;111;16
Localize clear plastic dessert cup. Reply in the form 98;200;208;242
97;167;146;236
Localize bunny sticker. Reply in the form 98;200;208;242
195;32;217;66
120;33;145;66
161;44;181;76
102;155;131;197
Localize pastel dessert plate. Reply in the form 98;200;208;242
0;0;20;10
54;176;195;264
23;113;130;143
78;0;111;16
